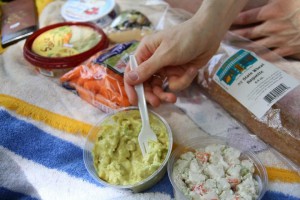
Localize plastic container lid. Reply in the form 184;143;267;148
61;0;116;23
23;22;109;69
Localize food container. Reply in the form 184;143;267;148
61;0;119;28
106;10;154;43
167;135;268;200
83;106;173;192
23;22;109;77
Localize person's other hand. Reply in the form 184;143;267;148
231;0;300;60
124;19;221;107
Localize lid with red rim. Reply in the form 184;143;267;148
23;22;109;69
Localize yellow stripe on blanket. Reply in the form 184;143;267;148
266;167;300;183
0;94;92;136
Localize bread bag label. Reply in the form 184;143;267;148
213;49;299;118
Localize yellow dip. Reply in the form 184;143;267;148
92;110;169;185
32;25;101;57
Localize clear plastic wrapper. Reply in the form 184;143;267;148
60;41;138;113
197;32;300;167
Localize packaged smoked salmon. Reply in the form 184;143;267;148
60;41;139;113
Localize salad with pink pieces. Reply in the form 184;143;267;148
173;144;259;200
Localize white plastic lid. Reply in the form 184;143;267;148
61;0;115;22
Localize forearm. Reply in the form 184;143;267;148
191;0;248;41
165;0;203;14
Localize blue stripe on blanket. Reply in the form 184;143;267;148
0;110;98;185
0;110;173;196
263;191;300;200
0;187;38;200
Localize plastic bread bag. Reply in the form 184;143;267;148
60;41;139;113
197;32;300;167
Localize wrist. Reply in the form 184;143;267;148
191;0;248;41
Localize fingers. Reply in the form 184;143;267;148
247;36;286;50
144;84;161;108
232;19;291;40
151;75;177;104
233;3;280;26
124;79;164;107
258;49;288;62
124;68;177;107
258;45;300;62
231;24;265;40
233;7;264;25
145;73;178;107
167;66;199;92
272;46;300;59
152;86;177;104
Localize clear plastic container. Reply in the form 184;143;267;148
167;135;268;200
83;106;173;192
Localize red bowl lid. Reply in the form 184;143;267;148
23;22;109;69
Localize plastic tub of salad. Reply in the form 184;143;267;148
83;106;173;192
167;135;268;200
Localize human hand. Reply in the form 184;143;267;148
124;19;221;107
231;0;300;60
124;0;247;107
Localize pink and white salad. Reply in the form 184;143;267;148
173;144;259;200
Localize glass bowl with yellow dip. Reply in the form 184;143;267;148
83;106;173;192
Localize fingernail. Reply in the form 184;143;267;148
128;71;139;81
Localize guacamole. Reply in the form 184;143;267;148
92;110;169;185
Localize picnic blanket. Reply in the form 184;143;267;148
1;1;300;200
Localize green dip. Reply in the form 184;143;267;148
92;110;169;185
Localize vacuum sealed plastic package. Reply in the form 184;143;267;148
198;32;300;167
60;41;138;113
